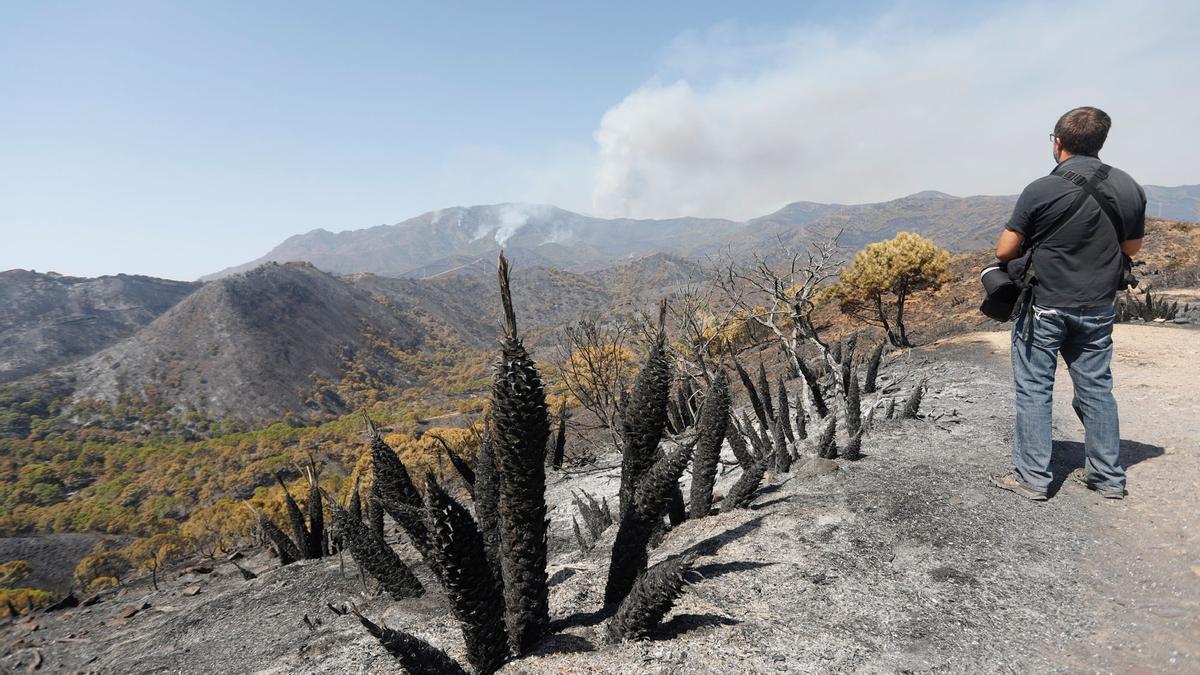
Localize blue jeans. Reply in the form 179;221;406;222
1011;303;1124;493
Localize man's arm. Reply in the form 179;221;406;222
995;229;1024;263
1121;238;1142;257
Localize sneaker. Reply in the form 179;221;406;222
990;472;1048;501
1069;468;1127;500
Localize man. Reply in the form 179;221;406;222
991;106;1146;501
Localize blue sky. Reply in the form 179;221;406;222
2;1;1196;279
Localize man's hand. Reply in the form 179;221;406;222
1121;238;1142;257
995;229;1024;263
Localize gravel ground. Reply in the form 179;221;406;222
2;328;1196;674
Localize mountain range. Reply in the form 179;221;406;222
204;185;1200;281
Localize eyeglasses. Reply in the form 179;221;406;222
1049;133;1057;141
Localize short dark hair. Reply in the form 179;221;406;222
1054;107;1111;156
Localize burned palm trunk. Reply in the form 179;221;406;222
329;496;423;600
688;372;730;520
777;377;794;444
606;553;698;642
863;342;885;394
618;321;672;519
845;366;862;439
366;414;433;559
724;460;766;509
796;358;828;418
473;427;502;580
424;477;509;675
354;610;467;675
490;254;551;654
274;473;311;559
605;442;695;605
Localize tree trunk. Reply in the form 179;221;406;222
875;293;902;347
894;282;912;348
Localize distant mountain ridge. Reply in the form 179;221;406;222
203;184;1199;282
0;270;199;384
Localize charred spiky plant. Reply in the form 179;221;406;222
815;416;838;460
724;459;766;509
606;553;698;642
771;415;790;473
490;253;551;653
863;342;885;394
473;424;502;578
551;405;568;470
605;442;695;605
432;435;475;496
249;505;301;565
328;495;424;600
777;377;794;444
840;334;858;395
365;414;432;559
725;415;755;468
794;394;808;441
845;366;862;439
366;492;385;544
901;380;926;419
843;430;863;461
688;371;730;520
731;352;768;432
885;397;897;420
618;305;672;519
757;362;775;422
353;609;467;675
347;476;363;524
740;411;765;458
423;476;508;675
796;358;828;418
274;473;311;559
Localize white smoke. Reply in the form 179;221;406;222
590;0;1200;220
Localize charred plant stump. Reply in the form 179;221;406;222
365;414;433;560
725;415;756;468
424;477;509;675
550;406;568;470
815;417;838;460
777;377;794;444
688;371;731;520
303;459;325;558
794;394;808;441
606;553;698;642
901;380;926;419
605;442;695;606
250;506;301;565
843;430;864;461
771;415;790;473
845;366;862;439
731;351;769;433
474;426;502;579
490;253;551;654
274;473;312;559
863;342;885;394
757;362;775;422
840;334;858;395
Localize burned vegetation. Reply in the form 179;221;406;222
271;249;928;673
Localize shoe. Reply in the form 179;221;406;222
1069;468;1127;500
990;472;1048;501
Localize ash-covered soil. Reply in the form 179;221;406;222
3;328;1196;673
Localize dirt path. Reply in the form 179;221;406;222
966;323;1200;672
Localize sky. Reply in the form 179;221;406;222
1;0;1197;280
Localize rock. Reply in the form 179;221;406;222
42;594;79;613
116;602;151;619
80;594;105;608
180;566;214;576
794;458;840;478
181;586;201;597
1171;318;1190;324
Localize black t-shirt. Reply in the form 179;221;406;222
1006;155;1146;307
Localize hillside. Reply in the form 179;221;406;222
0;270;198;384
202;185;1199;282
65;262;432;422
